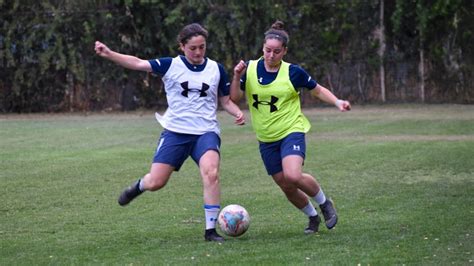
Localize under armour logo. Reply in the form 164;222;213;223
252;94;279;112
258;77;263;83
180;81;209;97
293;145;300;151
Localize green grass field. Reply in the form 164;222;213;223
1;105;473;265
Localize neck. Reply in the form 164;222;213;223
264;61;281;72
183;55;204;65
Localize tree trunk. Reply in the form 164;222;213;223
419;48;425;102
378;0;386;102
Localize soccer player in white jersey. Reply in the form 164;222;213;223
95;23;244;242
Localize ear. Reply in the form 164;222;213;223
179;43;185;52
283;47;288;55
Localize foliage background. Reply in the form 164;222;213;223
1;0;473;112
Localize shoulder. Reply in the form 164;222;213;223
149;57;174;75
215;61;225;71
205;59;224;76
216;62;228;78
289;63;308;74
289;63;317;89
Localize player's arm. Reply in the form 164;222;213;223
291;64;351;111
218;63;245;125
310;84;351;111
219;95;245;125
95;41;152;72
230;60;247;102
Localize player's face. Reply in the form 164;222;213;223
262;39;287;69
180;35;206;65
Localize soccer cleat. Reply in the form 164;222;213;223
304;215;321;234
204;228;225;242
118;180;143;206
320;199;338;229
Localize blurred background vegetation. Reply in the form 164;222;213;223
1;0;472;112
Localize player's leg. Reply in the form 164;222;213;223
260;137;320;233
282;157;336;230
272;170;320;234
272;171;308;208
289;170;337;229
199;150;221;205
141;163;175;191
118;163;174;206
281;155;319;195
280;132;337;230
118;129;189;206
286;177;338;230
191;132;224;242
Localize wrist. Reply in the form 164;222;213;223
335;99;343;109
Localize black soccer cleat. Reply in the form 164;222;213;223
320;199;338;229
204;228;224;243
304;215;321;234
118;180;143;206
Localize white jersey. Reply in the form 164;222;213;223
159;56;221;135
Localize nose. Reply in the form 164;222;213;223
196;48;204;56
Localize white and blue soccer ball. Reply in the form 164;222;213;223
218;204;250;237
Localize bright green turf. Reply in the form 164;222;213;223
1;105;473;265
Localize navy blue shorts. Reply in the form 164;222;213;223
259;132;306;175
153;129;221;171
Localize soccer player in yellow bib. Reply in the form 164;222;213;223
230;21;351;234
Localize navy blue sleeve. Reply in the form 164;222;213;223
218;63;230;97
289;64;317;90
148;57;173;75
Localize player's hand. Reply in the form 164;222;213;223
335;99;351;112
95;41;111;57
235;112;245;125
233;60;247;77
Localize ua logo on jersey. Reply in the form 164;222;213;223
180;81;209;97
252;94;279;112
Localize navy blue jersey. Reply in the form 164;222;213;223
240;58;317;91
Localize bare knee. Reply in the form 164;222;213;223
283;171;302;185
143;163;174;191
201;167;219;187
144;173;168;191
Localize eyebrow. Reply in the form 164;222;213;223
189;44;206;48
265;47;282;51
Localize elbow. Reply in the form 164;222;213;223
229;95;238;103
229;90;242;103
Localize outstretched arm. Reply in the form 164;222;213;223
219;95;245;125
95;41;152;72
311;84;351;111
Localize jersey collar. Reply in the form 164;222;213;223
179;55;208;72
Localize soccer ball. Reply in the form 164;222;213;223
218;204;250;237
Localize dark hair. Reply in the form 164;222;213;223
177;23;208;45
264;20;289;47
